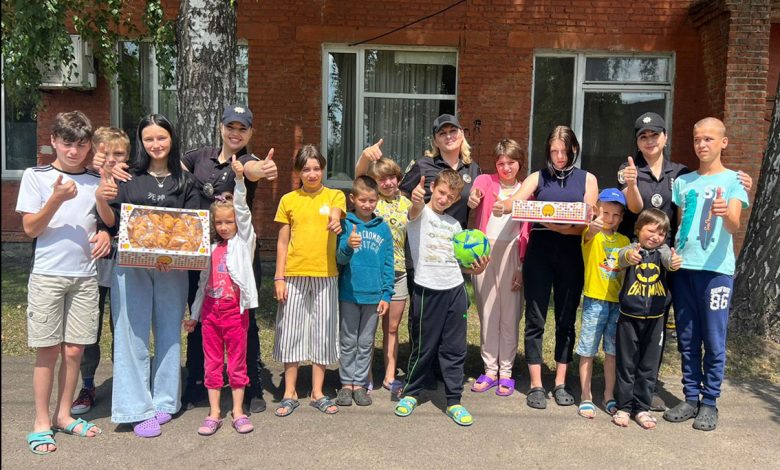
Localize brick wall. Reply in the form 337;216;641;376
3;0;776;258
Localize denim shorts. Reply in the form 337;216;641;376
576;296;619;357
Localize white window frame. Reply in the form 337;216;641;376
321;44;458;188
529;51;675;174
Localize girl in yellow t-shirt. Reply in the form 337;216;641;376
272;144;346;417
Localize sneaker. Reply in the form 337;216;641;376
71;387;96;415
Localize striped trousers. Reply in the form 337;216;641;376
272;276;339;364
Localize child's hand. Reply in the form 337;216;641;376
670;247;682;271
711;187;727;217
511;268;523;291
92;142;109;170
89;230;112;259
259;148;277;181
347;224;362;249
623;156;638;187
96;166;119;202
182;319;197;333
467;255;491;275
588;207;604;234
231;154;244;180
274;279;288;303
52;174;78;203
377;300;389;317
112;161;132;182
467;187;483;209
411;176;426;207
626;243;642;265
361;138;384;162
327;208;343;234
492;195;508;217
737;170;752;192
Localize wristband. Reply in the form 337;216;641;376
273;277;286;281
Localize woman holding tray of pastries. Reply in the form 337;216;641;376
96;113;199;438
493;125;597;410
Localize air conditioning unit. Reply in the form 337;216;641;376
40;35;97;90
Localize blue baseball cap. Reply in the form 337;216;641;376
599;188;626;207
222;104;253;128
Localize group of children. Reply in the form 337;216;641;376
19;110;748;453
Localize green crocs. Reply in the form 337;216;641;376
446;404;474;426
394;396;418;417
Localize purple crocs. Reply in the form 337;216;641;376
133;417;161;438
155;411;172;425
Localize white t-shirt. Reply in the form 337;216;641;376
16;165;100;277
407;205;463;290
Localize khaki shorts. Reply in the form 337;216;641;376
392;271;409;301
27;274;99;347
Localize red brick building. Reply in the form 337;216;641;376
3;1;779;258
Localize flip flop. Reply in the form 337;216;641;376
470;374;498;393
231;414;254;434
635;411;657;430
275;398;300;417
394;396;418;417
26;430;56;455
310;396;339;414
496;377;515;397
612;410;630;427
578;400;596;419
53;417;100;437
197;417;223;436
446;404;474;426
603;399;618;416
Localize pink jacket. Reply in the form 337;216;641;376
471;173;532;263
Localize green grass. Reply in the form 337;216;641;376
2;253;777;385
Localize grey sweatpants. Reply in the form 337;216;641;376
338;301;379;386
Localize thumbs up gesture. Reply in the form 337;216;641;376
347;223;362;249
411;176;426;207
623;156;638;187
626;242;642;265
467;187;483;209
361;138;384;162
52;174;78;203
231;154;244;180
492;193;507;217
95;165;118;202
711;187;727;216
589;205;605;233
670;247;682;271
260;148;277;181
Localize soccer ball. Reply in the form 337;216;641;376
452;229;491;267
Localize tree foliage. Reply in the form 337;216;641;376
1;0;175;113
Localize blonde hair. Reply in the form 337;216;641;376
93;127;131;154
425;132;472;164
367;157;402;181
209;192;235;243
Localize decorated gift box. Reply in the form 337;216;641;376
511;200;590;225
117;204;211;270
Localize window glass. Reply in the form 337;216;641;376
531;56;574;171
326;52;357;181
581;92;667;185
364;50;456;94
2;95;37;172
585;57;669;83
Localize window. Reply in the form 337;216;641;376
531;54;673;185
113;42;249;154
323;46;457;185
2;80;38;178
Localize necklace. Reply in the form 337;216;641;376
150;173;169;188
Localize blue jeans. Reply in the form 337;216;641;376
576;296;619;357
111;266;187;423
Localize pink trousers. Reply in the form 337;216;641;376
201;296;249;390
472;239;524;377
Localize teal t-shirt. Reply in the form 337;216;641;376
672;169;749;275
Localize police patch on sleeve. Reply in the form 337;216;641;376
617;169;625;185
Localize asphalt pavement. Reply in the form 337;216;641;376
1;356;778;469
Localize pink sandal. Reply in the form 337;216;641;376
232;414;254;434
197;417;222;436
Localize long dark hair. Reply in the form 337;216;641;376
134;114;186;193
544;125;579;176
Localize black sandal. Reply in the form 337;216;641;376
692;405;718;431
663;401;699;423
553;384;575;406
526;387;547;409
